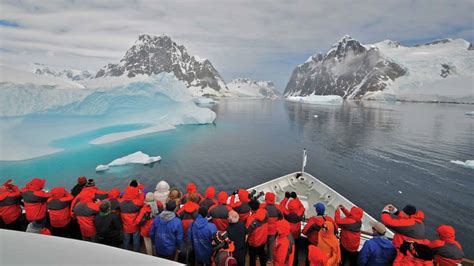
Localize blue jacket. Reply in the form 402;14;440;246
150;211;184;257
358;235;397;266
188;215;217;264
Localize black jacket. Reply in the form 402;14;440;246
94;212;122;246
71;184;85;197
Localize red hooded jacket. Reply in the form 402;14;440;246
335;206;363;252
107;188;121;214
261;192;283;236
0;180;22;224
280;197;305;239
73;191;100;238
47;187;74;228
230;189;251;223
246;207;269;247
308;245;329;266
119;186;144;234
428;225;464;265
200;186;218;211
303;215;338;245
20;178;51;222
177;201;200;239
209;191;232;231
181;183;203;204
273;219;295;266
381;210;428;248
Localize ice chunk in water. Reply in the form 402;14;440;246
450;160;474;169
96;151;161;171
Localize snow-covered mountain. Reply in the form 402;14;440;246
285;36;474;103
227;78;280;98
33;63;93;81
95;34;230;97
284;35;406;99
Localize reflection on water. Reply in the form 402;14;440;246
0;99;473;254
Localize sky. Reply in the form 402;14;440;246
1;0;473;90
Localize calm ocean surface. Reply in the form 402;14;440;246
1;99;473;255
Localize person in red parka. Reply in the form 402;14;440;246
47;187;74;237
308;245;329;266
21;178;51;223
273;219;295;266
107;188;121;214
335;204;364;266
261;192;282;263
181;183;203;204
303;203;338;246
209;191;233;231
428;225;464;265
119;186;144;252
200;186;218;211
177;193;200;240
72;190;100;241
381;204;428;265
0;179;22;230
230;189;251;223
399;240;434;265
135;192;163;255
279;191;305;266
246;199;269;266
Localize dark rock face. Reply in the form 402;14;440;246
468;42;474;50
33;63;93;81
284;36;406;99
95;34;228;96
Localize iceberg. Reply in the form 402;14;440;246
286;95;343;105
465;111;474;116
450;160;474;169
193;97;218;106
96;151;161;172
0;71;216;161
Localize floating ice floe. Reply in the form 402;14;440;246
465;111;474;116
96;151;161;172
286;95;343;105
193;97;218;105
314;115;318;118
450;160;474;169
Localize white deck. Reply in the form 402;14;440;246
248;172;394;250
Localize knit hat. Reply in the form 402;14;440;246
166;200;177;211
145;192;155;202
370;221;386;235
85;179;95;187
77;176;87;185
100;201;111;213
314;203;325;215
129;179;139;188
198;206;208;217
403;205;417;216
249;199;260;211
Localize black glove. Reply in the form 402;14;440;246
232;190;239;196
285;191;291;198
290;192;297;199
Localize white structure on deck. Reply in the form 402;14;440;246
0;229;182;265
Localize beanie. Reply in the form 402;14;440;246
100;201;111;213
166;200;177;211
314;203;325;215
403;205;417;216
77;176;87;185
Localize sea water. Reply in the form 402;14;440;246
0;99;473;255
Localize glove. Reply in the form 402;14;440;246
285;191;291;198
290;192;297;199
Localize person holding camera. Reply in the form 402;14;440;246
279;191;305;266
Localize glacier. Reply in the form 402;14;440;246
96;151;161;171
0;69;216;161
286;95;343;105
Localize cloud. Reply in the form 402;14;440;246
1;0;473;89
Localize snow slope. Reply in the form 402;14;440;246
33;62;94;81
0;229;181;265
227;78;280;98
366;39;474;103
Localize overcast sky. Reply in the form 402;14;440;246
1;0;473;89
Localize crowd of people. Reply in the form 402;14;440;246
0;176;466;266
